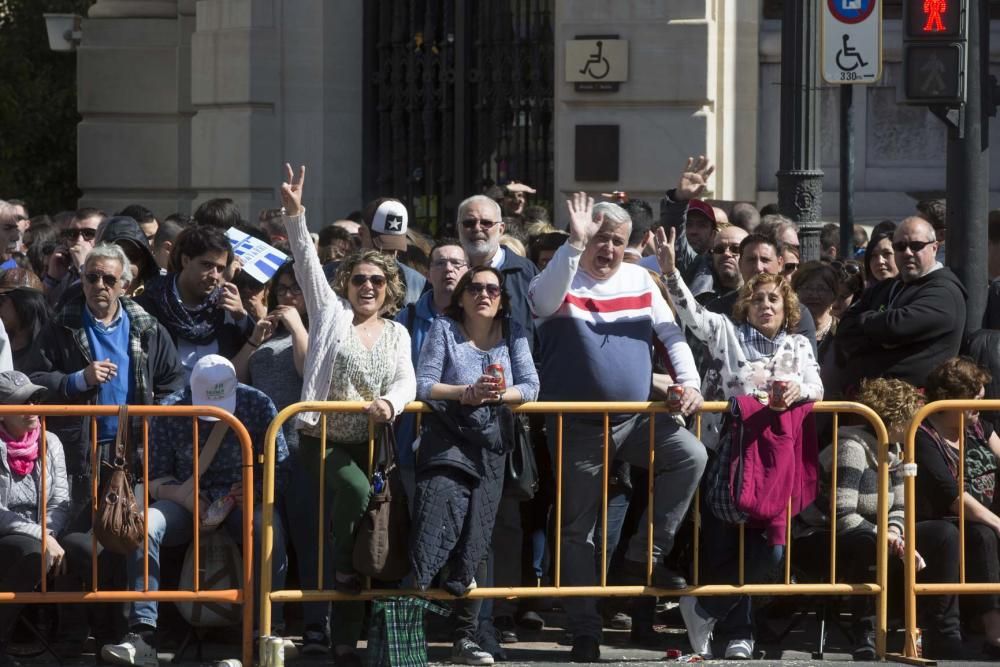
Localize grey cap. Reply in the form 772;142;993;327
0;371;47;405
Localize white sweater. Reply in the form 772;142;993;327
283;210;416;428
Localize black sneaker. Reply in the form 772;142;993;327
851;619;877;661
517;610;544;631
570;635;601;662
493;616;519;644
301;624;330;656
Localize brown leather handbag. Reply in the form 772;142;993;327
94;405;145;554
352;425;410;580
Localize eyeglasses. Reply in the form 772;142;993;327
461;218;499;230
464;282;502;299
274;283;302;297
84;272;120;288
711;243;741;256
431;258;468;270
61;228;98;242
832;260;862;275
350;274;387;289
892;240;935;254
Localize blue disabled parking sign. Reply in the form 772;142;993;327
828;0;878;25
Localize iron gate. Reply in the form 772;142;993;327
362;0;554;237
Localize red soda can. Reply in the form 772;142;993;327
486;363;506;391
666;384;684;412
770;380;789;409
665;648;682;659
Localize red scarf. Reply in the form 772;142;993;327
2;425;39;477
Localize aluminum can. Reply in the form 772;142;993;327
486;363;506;391
666;384;684;412
769;380;789;409
665;648;682;659
268;637;285;667
914;628;923;657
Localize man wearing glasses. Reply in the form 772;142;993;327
0;200;26;269
43;207;105;307
25;242;182;535
832;217;966;394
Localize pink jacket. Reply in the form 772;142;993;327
731;395;818;545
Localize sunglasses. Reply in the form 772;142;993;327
711;243;741;256
464;282;502;299
832;260;862;275
460;218;499;230
60;228;98;242
783;263;799;273
892;240;935;254
350;274;387;289
84;272;120;288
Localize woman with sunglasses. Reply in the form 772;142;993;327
279;165;415;666
410;266;538;664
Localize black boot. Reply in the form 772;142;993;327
851;617;877;661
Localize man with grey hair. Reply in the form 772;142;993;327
529;193;707;661
831;216;966;394
457;193;538;344
0;199;25;266
26;243;182;519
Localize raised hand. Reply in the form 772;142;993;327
675;156;715;201
280;163;306;216
219;282;247;321
654;226;678;275
566;192;602;250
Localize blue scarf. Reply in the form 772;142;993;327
736;323;786;361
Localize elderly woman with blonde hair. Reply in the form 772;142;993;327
795;377;961;660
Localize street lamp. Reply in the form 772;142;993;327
43;13;82;52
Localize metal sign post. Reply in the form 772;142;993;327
821;0;883;259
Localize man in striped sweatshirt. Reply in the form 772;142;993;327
528;193;708;661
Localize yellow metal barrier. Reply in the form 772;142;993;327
260;400;890;657
896;399;1000;664
0;405;256;667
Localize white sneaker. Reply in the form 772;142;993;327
679;596;716;658
724;637;754;659
101;632;159;666
452;638;494;665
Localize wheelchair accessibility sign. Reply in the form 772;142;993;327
822;0;882;84
565;37;628;92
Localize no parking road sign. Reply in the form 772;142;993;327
822;0;883;84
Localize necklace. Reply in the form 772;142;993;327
355;318;383;341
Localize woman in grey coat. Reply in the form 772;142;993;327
0;371;103;667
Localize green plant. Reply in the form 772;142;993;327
0;0;91;215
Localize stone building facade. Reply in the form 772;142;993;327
75;0;1000;228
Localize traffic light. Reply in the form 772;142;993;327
902;0;967;104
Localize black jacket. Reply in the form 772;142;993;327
832;266;967;392
416;400;509;477
499;250;539;353
23;295;183;474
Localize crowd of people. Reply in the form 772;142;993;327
0;155;993;666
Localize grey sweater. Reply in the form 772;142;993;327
248;332;303;450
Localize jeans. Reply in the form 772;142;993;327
698;504;784;642
545;413;707;640
127;498;287;630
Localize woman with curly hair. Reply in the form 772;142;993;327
916;356;1000;657
795;377;961;660
279;165;416;665
658;228;822;659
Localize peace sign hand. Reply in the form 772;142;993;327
654;226;678;275
566;192;602;250
281;163;306;217
675;155;715;201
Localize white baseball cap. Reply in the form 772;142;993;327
367;199;409;252
190;354;237;421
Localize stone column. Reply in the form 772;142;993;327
77;0;194;216
776;0;824;261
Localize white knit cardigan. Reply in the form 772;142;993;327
284;209;416;428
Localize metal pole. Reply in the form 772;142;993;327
945;0;989;332
777;0;824;262
839;85;855;260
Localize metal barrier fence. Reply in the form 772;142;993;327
897;399;1000;663
260;400;891;657
0;405;256;667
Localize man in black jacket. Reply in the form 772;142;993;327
830;217;967;395
26;243;183;491
137;224;254;379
